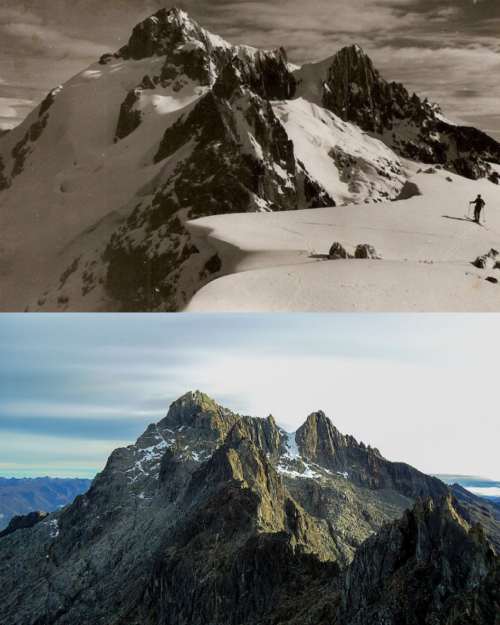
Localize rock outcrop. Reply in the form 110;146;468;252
295;44;500;180
340;496;499;625
102;52;331;311
0;511;48;538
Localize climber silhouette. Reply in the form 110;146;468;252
469;194;486;224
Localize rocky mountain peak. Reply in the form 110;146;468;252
211;47;296;101
333;43;372;67
118;7;209;60
159;390;240;440
0;392;498;625
315;44;500;178
341;495;498;624
296;410;354;463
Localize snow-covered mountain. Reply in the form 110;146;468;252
0;7;499;312
0;391;498;625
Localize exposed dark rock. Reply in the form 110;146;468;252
396;180;421;200
38;87;60;118
328;242;350;259
10;114;49;179
118;8;234;88
102;54;329;311
213;50;296;101
354;243;381;259
473;248;499;270
489;171;499;185
0;511;48;538
0;156;10;190
303;171;336;207
339;496;499;625
115;88;143;141
98;53;115;65
296;411;447;501
321;45;434;135
313;44;500;179
0;392;497;625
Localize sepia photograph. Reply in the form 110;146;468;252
0;1;499;311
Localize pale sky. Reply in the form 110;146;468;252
0;313;498;480
0;1;499;139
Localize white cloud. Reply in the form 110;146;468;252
0;400;161;421
0;431;128;478
0;96;35;118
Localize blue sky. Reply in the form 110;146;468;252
0;313;499;480
0;0;499;138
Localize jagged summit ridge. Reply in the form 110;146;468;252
0;391;498;625
340;494;499;625
110;391;449;502
118;7;227;61
294;42;500;178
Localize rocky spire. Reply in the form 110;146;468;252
118;8;209;60
321;44;425;134
340;495;499;625
314;44;500;178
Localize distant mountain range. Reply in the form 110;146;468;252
1;7;499;312
0;477;91;530
435;474;500;506
0;391;498;625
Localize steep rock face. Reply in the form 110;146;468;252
295;45;500;180
296;411;447;499
340;496;499;625
119;8;229;70
137;422;338;625
113;9;295;143
321;45;427;135
100;57;331;311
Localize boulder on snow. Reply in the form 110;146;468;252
355;244;381;259
395;180;421;200
489;171;499;185
328;242;350;259
473;248;499;270
485;276;498;284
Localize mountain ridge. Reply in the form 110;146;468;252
0;390;498;624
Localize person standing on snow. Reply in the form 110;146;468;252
470;194;486;224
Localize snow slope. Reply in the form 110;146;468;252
273;99;404;205
186;165;500;312
0;55;207;310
